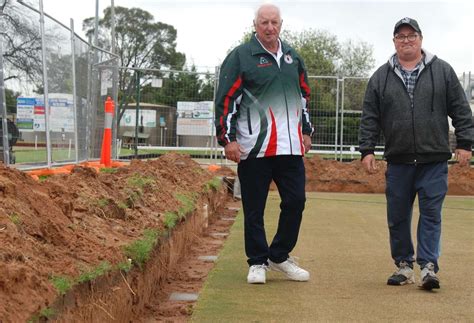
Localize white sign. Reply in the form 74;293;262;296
177;101;213;119
120;109;156;127
101;70;113;96
177;118;214;136
17;95;74;132
151;78;163;88
176;101;214;136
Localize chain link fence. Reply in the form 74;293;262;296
0;0;118;169
1;3;472;168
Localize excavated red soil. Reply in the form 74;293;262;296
0;154;230;322
0;154;472;322
304;156;474;195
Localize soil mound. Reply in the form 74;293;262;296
0;154;218;322
304;156;473;195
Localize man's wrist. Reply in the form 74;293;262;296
360;150;374;160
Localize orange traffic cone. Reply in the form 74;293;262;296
100;97;115;167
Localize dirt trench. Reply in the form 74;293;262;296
0;154;233;322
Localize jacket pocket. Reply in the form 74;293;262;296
385;119;415;155
416;118;449;152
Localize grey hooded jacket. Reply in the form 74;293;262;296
359;50;473;163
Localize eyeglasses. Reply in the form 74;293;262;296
394;34;419;42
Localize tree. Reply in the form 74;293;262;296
82;6;186;126
140;65;215;108
0;0;43;87
4;88;19;114
338;40;375;77
281;29;340;75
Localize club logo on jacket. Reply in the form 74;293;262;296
284;54;293;64
257;56;272;68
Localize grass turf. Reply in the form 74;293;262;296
192;192;474;322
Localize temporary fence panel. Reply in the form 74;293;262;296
1;1;471;167
307;76;339;155
0;0;118;169
73;36;91;162
117;67;217;159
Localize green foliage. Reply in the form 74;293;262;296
127;173;154;189
282;29;340;75
96;198;109;208
175;193;196;219
117;259;133;273
5;88;20;114
82;6;186;127
338;40;376;77
39;307;55;319
9;213;22;226
77;261;112;284
123;229;159;269
163;211;178;229
38;175;50;182
28;307;55;322
117;201;129;210
204;177;222;192
50;275;73;295
125;188;142;208
100;167;118;174
140;65;215;108
235;28;375;77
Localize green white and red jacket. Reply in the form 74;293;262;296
215;34;313;160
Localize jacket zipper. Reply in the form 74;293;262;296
247;111;252;135
394;66;428;163
411;67;431;163
276;56;293;154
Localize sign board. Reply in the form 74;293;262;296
120;109;156;127
176;101;214;136
16;94;74;132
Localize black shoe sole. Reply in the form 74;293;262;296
421;279;440;290
387;275;413;286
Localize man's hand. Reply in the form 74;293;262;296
303;134;312;153
455;149;472;167
361;154;377;173
224;141;243;163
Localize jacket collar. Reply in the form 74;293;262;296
250;33;291;56
388;48;436;68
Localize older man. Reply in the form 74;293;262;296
359;17;473;290
215;3;313;284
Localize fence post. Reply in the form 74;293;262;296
0;40;10;166
100;97;115;166
211;65;220;162
134;70;141;158
334;78;340;160
70;19;79;164
39;0;52;167
339;77;345;161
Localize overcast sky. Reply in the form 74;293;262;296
42;0;473;75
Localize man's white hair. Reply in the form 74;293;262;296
254;2;282;23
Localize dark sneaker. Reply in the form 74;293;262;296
420;262;440;290
387;261;415;285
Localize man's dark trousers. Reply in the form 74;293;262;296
385;161;448;272
238;155;306;266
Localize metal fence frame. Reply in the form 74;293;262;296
0;0;119;169
1;3;472;168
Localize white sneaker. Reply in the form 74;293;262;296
420;262;440;290
268;257;310;281
387;261;415;286
247;265;267;284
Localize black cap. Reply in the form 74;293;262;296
393;17;422;35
